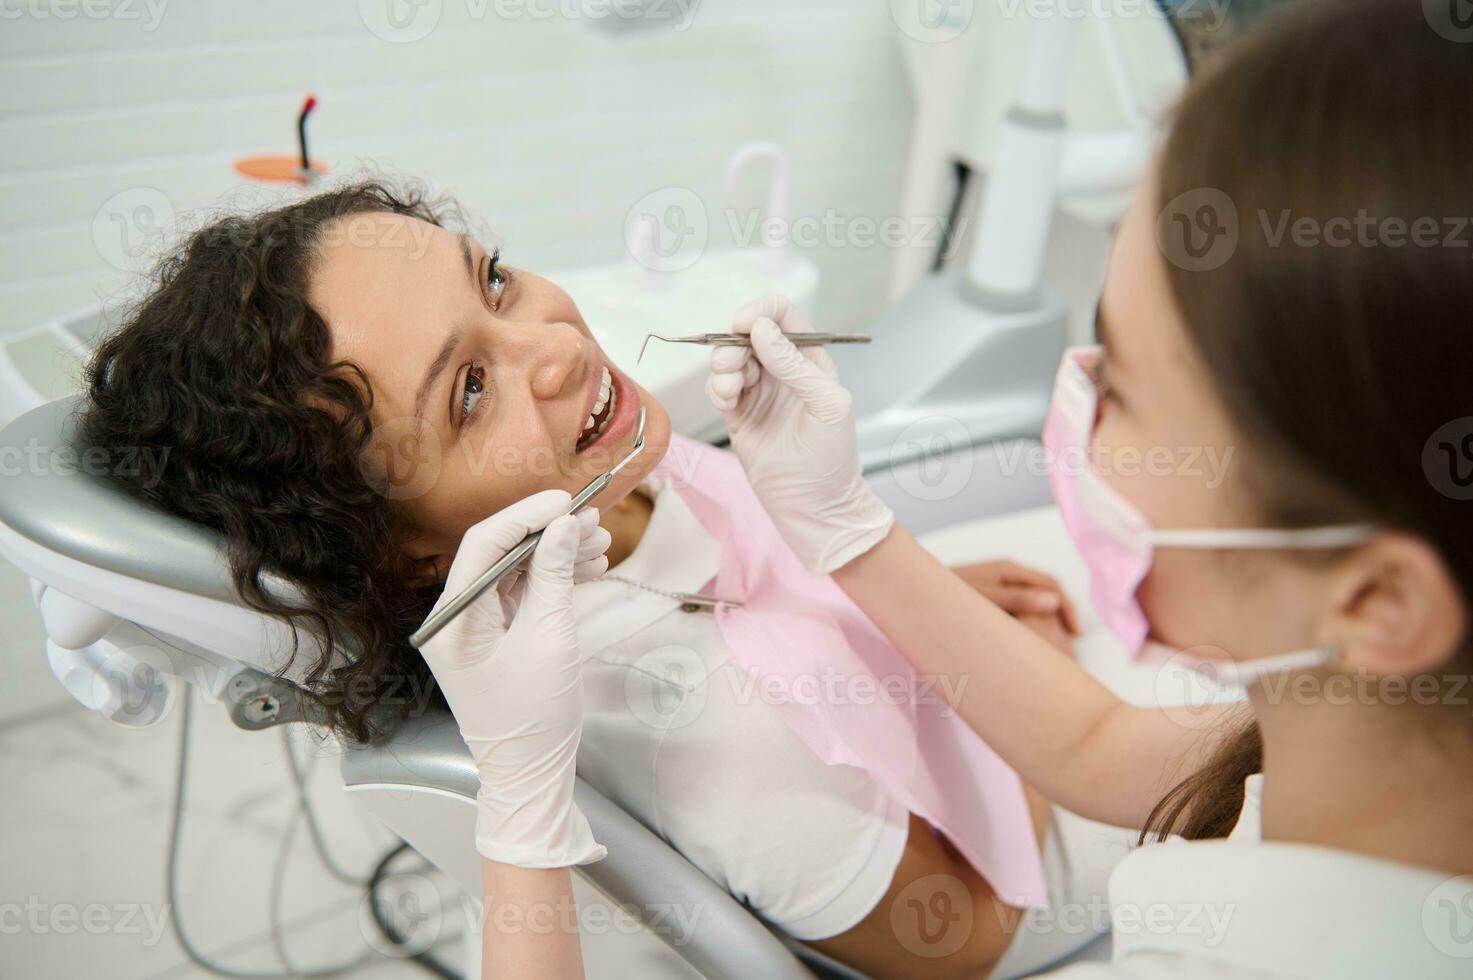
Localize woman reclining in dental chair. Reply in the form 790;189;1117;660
78;180;1118;980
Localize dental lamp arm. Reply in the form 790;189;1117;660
712;309;1240;830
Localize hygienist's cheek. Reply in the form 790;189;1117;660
1138;548;1233;650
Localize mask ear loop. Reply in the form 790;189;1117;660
1173;642;1341;690
1148;525;1379;549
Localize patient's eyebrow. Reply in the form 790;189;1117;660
414;330;463;426
410;236;480;426
459;233;475;284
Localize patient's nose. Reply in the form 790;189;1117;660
503;319;588;401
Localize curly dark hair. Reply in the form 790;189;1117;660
80;180;455;741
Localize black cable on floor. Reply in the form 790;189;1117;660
367;842;463;980
167;687;460;978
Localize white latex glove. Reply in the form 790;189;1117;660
706;294;894;574
417;490;612;868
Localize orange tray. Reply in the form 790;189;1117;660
234;155;329;184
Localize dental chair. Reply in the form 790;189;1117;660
3;395;1152;977
0;396;874;980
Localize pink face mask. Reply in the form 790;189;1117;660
1042;345;1374;675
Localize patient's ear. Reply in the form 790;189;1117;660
1323;532;1467;678
396;530;452;589
404;554;450;589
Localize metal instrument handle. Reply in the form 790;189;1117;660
408;472;612;648
699;332;871;346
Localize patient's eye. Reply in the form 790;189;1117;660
485;248;510;310
1085;356;1119;428
1086;356;1115;401
461;364;487;421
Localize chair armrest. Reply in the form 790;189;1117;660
340;711;818;980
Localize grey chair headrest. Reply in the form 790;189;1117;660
0;396;239;604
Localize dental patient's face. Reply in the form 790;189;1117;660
309;212;671;585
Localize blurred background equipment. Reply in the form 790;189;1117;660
232;93;328;185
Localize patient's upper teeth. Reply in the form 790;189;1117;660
576;369;618;449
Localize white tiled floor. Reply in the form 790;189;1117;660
0;558;470;979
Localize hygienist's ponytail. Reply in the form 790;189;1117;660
1143;0;1473;840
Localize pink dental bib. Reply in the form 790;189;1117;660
654;434;1046;907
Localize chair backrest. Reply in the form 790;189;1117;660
0;395;237;600
0;396;331;683
0;395;832;979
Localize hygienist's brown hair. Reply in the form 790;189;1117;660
1143;0;1473;840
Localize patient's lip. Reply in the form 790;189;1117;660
586;364;638;453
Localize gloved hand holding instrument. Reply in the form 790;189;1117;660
706;294;895;574
415;490;613;869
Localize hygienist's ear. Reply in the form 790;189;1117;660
1323;532;1467;678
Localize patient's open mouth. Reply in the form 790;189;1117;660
576;365;618;452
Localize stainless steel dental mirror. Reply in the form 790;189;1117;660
409;406;648;648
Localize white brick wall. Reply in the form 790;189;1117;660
0;0;915;338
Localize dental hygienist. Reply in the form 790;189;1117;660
704;1;1473;975
421;1;1472;977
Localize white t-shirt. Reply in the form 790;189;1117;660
1046;774;1472;978
569;473;910;940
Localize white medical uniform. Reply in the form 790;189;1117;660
571;474;1149;956
1042;774;1471;978
570;472;911;940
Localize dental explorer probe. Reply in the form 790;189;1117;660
410;406;648;649
638;332;872;364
